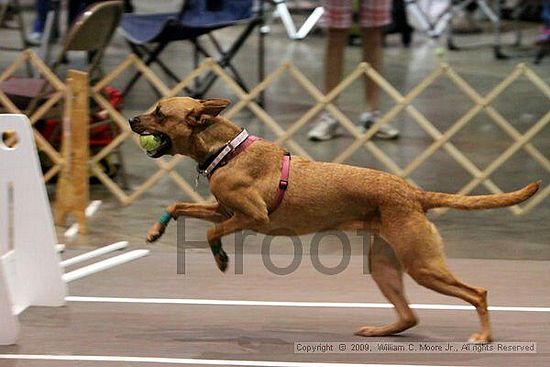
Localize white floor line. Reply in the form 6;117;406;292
0;354;471;367
65;296;550;313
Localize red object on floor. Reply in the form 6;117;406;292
37;86;124;148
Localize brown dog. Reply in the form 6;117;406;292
129;96;540;343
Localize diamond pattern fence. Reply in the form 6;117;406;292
0;50;66;182
1;50;549;215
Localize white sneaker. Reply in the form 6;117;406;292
26;32;42;46
307;112;340;141
358;111;400;140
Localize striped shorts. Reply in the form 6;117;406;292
321;0;392;29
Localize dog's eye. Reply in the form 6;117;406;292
155;106;165;121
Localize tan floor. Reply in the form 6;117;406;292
0;248;549;366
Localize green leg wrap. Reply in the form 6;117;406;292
211;242;222;256
158;211;172;226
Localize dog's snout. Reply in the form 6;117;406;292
129;116;140;127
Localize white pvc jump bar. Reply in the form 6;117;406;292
85;200;102;217
62;249;149;283
64;200;102;240
60;241;128;268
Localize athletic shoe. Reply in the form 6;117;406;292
358;111;400;140
26;32;42;46
307;112;340;141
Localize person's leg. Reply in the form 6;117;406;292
535;1;550;49
308;0;352;141
542;0;550;28
358;0;399;139
360;26;383;113
32;0;49;32
324;27;348;95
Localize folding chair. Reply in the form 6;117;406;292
272;0;325;40
119;0;266;98
0;1;126;184
0;0;28;51
405;0;497;38
0;0;124;110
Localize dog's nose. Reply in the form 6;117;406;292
129;116;140;127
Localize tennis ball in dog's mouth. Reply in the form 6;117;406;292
140;135;161;151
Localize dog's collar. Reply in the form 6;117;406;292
197;129;254;177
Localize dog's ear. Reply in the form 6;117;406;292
187;98;231;127
199;98;231;117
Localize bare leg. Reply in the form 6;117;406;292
360;26;383;112
380;210;491;342
325;27;348;95
146;202;226;242
356;235;417;336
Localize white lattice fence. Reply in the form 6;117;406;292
0;50;66;182
1;50;548;215
89;53;549;214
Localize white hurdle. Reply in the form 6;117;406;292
273;0;325;40
0;115;149;345
0;115;66;345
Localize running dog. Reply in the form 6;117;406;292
129;96;540;343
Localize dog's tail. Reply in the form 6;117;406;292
420;181;541;211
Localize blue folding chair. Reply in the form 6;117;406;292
119;0;265;98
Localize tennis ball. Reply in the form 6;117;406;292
435;47;445;59
140;135;161;151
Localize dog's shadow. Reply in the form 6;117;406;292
156;327;428;350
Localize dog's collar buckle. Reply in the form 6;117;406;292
197;129;250;178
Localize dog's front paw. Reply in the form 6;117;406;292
146;223;165;243
214;249;229;272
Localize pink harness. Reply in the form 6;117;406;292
197;129;291;213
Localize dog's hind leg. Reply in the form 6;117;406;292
380;210;491;343
356;235;418;337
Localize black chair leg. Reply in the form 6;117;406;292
123;42;169;96
258;11;266;107
207;35;249;88
191;19;261;98
192;41;249;98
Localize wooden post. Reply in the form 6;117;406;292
54;70;89;234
